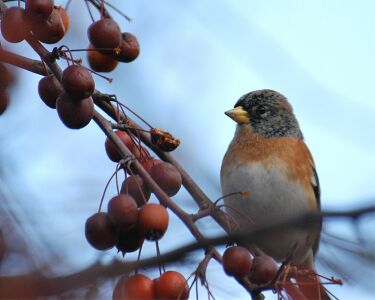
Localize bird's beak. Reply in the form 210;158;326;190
225;106;250;124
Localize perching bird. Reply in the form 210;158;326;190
220;89;330;299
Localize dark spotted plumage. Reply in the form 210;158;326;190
234;89;303;139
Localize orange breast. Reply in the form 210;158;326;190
221;126;318;209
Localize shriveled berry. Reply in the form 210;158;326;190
249;255;278;284
31;9;65;44
121;175;151;207
85;212;116;250
87;44;119;72
116;226;144;254
107;194;138;229
154;271;189;300
62;65;94;99
113;274;154;300
25;0;54;19
223;246;253;277
149;162;182;196
138;204;169;241
88;19;121;54
1;7;30;43
56;93;94;129
38;74;63;108
150;128;180;152
111;32;140;63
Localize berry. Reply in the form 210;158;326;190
223;246;253;277
149;162;182;196
113;274;154;300
132;146;151;163
249;255;278;284
1;7;30;43
85;212;116;250
138;204;169;241
154;271;189;300
0;91;9;115
88;19;121;54
107;194;138;229
121;175;151;207
31;9;65;44
116;226;144;254
87;44;119;72
104;130;137;162
150;128;180;152
56;93;94;129
142;159;163;172
54;6;69;32
62;65;95;100
38;74;63;108
0;63;14;90
111;32;140;63
25;0;54;19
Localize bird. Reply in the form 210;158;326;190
220;89;330;299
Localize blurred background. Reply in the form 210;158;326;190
1;0;374;299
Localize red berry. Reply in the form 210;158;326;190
87;44;119;73
88;19;121;54
142;159;163;172
249;255;278;284
136;146;152;163
107;194;138;229
54;6;69;32
111;32;140;63
149;162;182;196
25;0;54;19
85;212;116;250
56;93;94;129
104;130;138;162
38;74;63;108
0;91;9;115
223;246;253;277
31;9;65;44
62;65;95;100
0;63;15;90
121;175;151;207
116;226;144;254
138;204;169;240
1;7;30;43
154;271;189;300
113;274;154;300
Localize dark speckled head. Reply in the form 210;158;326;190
231;89;303;139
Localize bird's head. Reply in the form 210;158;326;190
225;89;303;139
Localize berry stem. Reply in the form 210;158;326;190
98;168;119;212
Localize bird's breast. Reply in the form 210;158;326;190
221;159;312;224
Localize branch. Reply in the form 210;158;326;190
0;47;48;75
2;204;369;298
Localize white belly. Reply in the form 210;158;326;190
221;160;315;263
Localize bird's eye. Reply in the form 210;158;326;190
256;106;268;116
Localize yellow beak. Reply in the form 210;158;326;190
225;106;250;124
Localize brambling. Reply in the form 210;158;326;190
220;89;330;299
